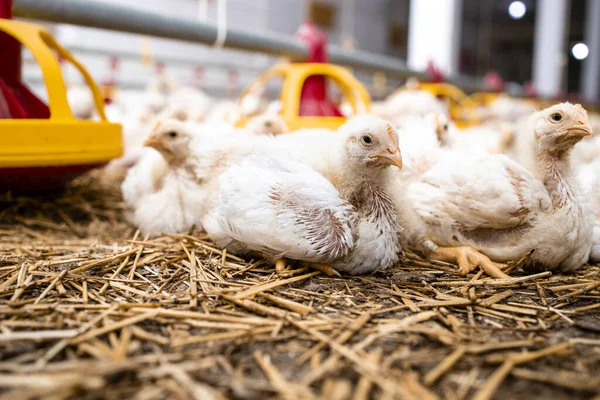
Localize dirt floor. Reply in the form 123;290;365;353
0;173;599;400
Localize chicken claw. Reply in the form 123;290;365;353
274;259;289;275
305;263;342;277
431;246;510;279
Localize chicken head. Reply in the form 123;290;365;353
434;113;450;145
246;113;289;135
535;103;593;152
143;119;194;162
339;115;403;169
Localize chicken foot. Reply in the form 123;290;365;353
430;246;510;279
274;259;341;277
275;259;290;275
304;262;341;277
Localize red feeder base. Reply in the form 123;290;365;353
0;164;104;193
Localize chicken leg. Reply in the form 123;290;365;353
430;246;510;279
275;259;289;275
304;263;342;277
492;128;515;154
274;259;340;277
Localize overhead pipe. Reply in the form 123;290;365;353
12;0;490;93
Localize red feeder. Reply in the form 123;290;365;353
294;21;342;117
426;61;445;84
484;71;505;92
0;0;122;192
0;0;49;120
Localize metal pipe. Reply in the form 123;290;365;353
13;0;308;57
13;0;489;92
54;45;272;73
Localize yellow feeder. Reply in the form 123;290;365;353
234;63;371;132
469;91;500;107
0;19;122;191
415;82;482;128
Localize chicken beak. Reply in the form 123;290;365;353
567;121;593;138
143;134;163;150
371;147;403;169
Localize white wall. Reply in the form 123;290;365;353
407;0;463;76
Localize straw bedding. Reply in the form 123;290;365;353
0;172;599;400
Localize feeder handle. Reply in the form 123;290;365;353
236;68;283;114
0;20;107;121
290;65;371;116
332;71;371;115
41;33;108;121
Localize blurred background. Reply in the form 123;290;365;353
20;0;598;103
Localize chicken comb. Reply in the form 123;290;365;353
386;123;397;144
574;103;589;117
151;121;162;132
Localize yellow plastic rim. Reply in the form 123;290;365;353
0;20;122;168
235;63;371;132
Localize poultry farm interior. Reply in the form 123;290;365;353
1;1;600;399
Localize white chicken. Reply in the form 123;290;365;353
369;101;390;119
208;115;404;276
475;94;536;123
511;104;600;172
392;113;450;180
246;113;289;135
169;87;213;123
390;103;594;277
206;154;355;276
137;91;169;125
571;113;600;165
121;147;166;208
67;85;95;120
108;86;214;179
122;121;205;236
121;119;259;236
573;134;600;165
384;88;449;119
448;122;514;155
205;100;238;124
578;157;600;263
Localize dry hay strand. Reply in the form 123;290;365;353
0;171;598;399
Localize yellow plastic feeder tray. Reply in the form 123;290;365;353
234;63;371;132
391;81;493;129
0;18;122;192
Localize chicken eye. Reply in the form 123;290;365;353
361;134;373;146
168;131;178;138
551;113;562;122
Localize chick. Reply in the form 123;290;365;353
67;85;95;120
448;122;514;155
212;115;403;276
370;101;391;119
578;158;600;263
169;87;213;123
122;118;265;236
390;103;594;277
207;154;355;276
384;88;449;119
383;113;455;190
137;92;169;125
475;94;536;124
122;120;206;236
246;113;289;135
120;147;166;208
205;100;238;124
571;112;600;165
